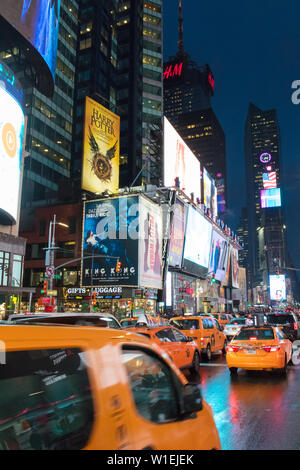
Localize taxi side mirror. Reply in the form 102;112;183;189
181;383;203;416
186;336;194;342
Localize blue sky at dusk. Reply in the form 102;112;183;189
163;0;300;274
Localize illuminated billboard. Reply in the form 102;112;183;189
0;1;61;96
82;97;120;195
263;172;277;189
208;230;230;283
231;248;239;288
164;117;201;201
261;188;281;208
270;275;286;301
203;167;218;218
81;196;139;287
168;200;187;268
183;206;212;276
139;195;163;289
0;75;24;225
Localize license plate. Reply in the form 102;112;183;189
245;349;256;355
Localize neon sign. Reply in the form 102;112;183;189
208;72;214;92
163;62;183;80
260;152;272;163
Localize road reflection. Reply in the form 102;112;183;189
188;355;300;450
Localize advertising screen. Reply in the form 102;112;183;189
263;172;277;189
82;97;120;194
270;275;286;301
139;195;163;289
261;188;281;208
0;0;60;90
82;196;139;287
231;247;239;288
208;230;230;283
0;82;24;225
216;176;226;213
183;207;212;276
203;167;218;218
164;117;201;201
168;200;187;268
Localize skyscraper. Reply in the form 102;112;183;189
244;103;289;301
0;0;79;211
163;1;226;212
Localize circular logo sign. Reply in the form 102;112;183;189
260;152;271;163
2;122;17;158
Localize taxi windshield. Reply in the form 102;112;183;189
235;328;274;340
169;319;199;330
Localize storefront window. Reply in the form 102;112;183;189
12;254;23;287
31;271;44;287
0;252;10;287
63;270;78;286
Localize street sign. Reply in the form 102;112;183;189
47;290;57;296
53;274;61;280
46;266;55;278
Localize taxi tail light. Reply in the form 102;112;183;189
226;345;240;353
294;322;298;331
262;345;280;353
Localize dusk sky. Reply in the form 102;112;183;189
163;0;300;277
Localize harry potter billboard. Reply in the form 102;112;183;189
82;96;120;194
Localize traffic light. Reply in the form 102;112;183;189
41;279;48;294
116;261;122;272
211;273;217;284
275;268;280;276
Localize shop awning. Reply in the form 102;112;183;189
0;287;36;295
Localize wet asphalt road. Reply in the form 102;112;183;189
188;354;300;450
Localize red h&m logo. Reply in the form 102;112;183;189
163;62;183;80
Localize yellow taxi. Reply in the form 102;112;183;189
127;325;201;374
211;313;233;329
226;326;292;377
169;316;227;361
0;325;221;450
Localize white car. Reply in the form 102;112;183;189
223;318;251;340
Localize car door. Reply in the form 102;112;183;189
212;319;225;350
155;329;178;365
121;346;217;450
205;318;217;351
171;327;192;369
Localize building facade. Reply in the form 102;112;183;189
244;103;292;303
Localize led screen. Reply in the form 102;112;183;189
82;97;120;194
263;172;277;189
164;117;201;201
138;195;163;290
0;83;24;224
269;275;286;301
208;230;230;283
261;188;281;208
183;207;212;275
0;1;60;90
168;200;187;268
203;167;218;218
82;196;139;287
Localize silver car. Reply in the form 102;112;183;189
223;318;251;340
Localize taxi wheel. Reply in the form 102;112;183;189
229;367;238;376
205;344;212;361
190;351;200;374
222;340;227;355
279;356;288;377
